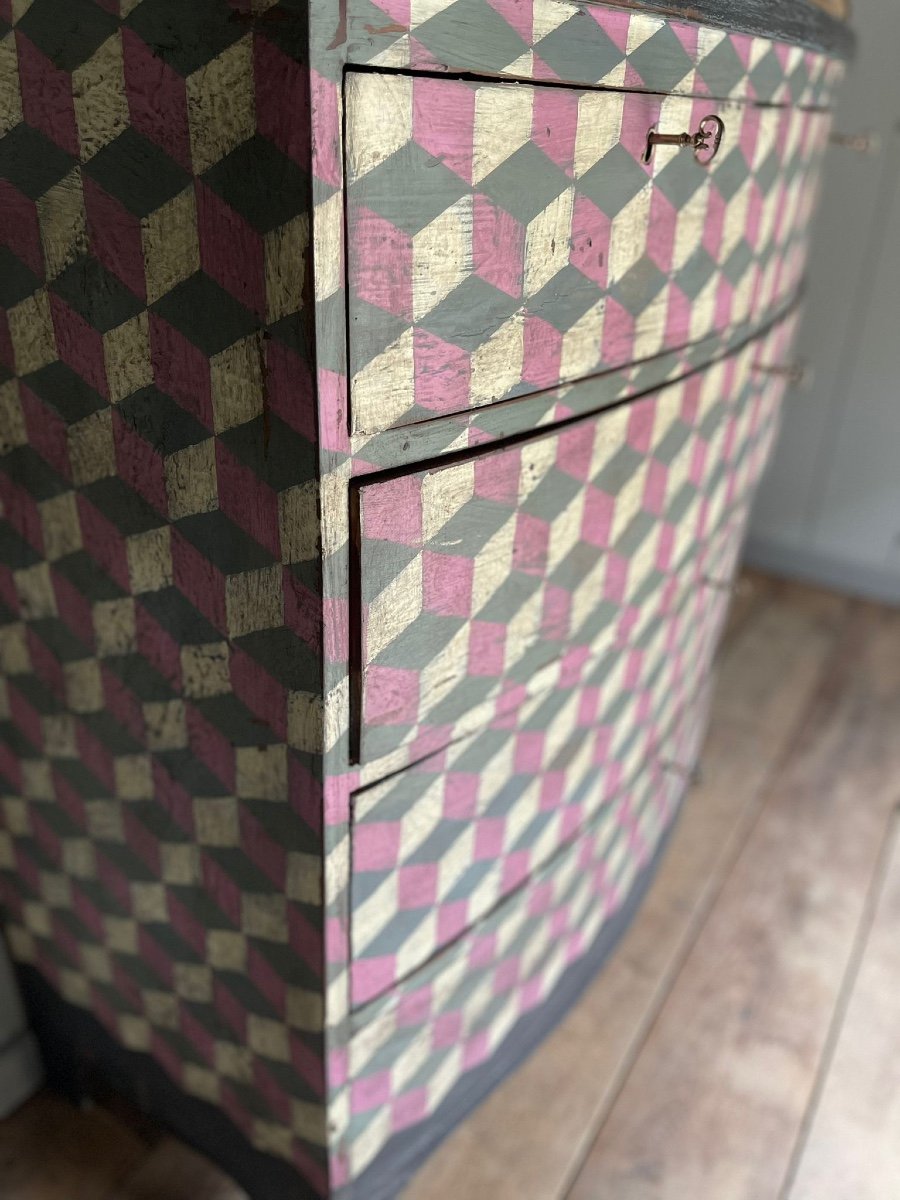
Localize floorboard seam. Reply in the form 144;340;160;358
777;805;900;1200
557;595;856;1200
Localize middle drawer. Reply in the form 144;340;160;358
351;326;784;772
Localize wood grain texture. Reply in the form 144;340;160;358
617;0;853;54
0;1093;148;1200
0;1094;245;1200
567;600;900;1200
401;577;851;1200
116;1139;248;1200
787;813;900;1200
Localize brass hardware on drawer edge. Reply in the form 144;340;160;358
830;130;882;155
701;577;744;597
753;362;814;389
643;114;725;166
660;761;703;787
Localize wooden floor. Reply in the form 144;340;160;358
3;571;899;1200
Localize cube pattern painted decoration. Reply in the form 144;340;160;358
0;2;329;1194
349;329;787;1009
356;339;776;768
346;0;845;108
345;622;718;1178
349;508;743;1008
346;73;829;433
0;0;846;1195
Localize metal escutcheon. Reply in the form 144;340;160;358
830;130;881;156
754;362;815;390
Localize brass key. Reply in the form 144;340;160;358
643;114;725;166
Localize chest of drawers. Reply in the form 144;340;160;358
0;1;850;1197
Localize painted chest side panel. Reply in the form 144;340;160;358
0;3;326;1192
344;0;846;107
346;72;829;434
355;333;775;770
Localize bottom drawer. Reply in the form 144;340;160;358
344;682;711;1179
348;507;746;1008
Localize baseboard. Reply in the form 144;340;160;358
743;538;900;608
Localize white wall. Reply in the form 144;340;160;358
0;940;42;1116
746;0;900;605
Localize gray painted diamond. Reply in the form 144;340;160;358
351;142;469;235
535;15;626;85
578;143;650;219
414;0;528;73
479;141;572;224
611;257;669;317
626;24;694;93
696;36;747;97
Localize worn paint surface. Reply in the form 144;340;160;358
351;519;739;1003
0;1;327;1194
345;0;846;105
329;310;798;1181
347;328;790;1010
348;324;792;1008
345;669;713;1176
345;72;829;434
0;0;844;1194
355;335;769;769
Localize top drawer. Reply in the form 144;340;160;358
345;72;829;436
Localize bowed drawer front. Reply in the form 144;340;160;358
352;327;787;770
345;71;829;435
349;527;740;1007
346;684;713;1171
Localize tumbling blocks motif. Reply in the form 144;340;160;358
346;0;845;107
0;1;328;1193
340;315;797;1179
356;342;778;769
0;0;843;1195
349;338;788;1005
346;72;830;433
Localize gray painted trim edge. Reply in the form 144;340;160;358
744;537;900;608
620;0;855;60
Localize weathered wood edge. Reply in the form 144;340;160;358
611;0;855;59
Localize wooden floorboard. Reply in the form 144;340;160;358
115;1139;247;1200
0;1093;246;1200
0;1093;149;1200
402;579;852;1200
786;811;900;1200
566;600;900;1200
